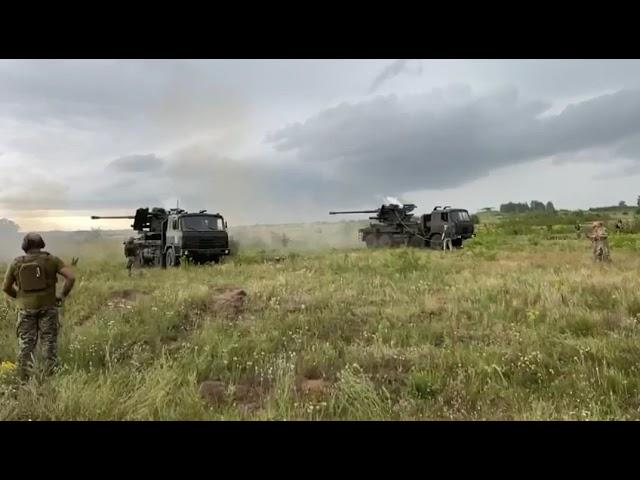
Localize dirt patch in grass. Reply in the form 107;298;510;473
199;379;267;413
423;292;447;315
296;370;330;399
199;380;227;406
106;289;150;309
207;287;247;316
299;378;328;395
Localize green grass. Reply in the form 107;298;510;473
2;228;640;419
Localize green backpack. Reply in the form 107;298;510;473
17;254;50;293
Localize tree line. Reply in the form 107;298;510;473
499;201;556;214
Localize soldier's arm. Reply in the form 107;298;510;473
2;264;17;298
58;264;76;299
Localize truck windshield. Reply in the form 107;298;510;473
181;216;220;231
451;211;471;222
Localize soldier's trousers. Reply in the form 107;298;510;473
592;239;610;261
16;307;59;379
126;256;135;275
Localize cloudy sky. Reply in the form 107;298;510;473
2;59;640;231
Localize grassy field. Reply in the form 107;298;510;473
2;225;640;419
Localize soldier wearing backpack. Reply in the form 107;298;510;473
2;233;75;380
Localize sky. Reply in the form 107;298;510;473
2;59;640;231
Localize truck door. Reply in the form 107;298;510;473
162;217;170;249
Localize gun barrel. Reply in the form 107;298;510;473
329;210;379;215
91;216;135;219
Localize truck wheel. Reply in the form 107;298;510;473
364;235;377;249
378;234;392;247
165;248;180;267
212;256;221;264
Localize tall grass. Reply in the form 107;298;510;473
1;226;640;419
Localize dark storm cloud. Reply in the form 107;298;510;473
369;60;422;93
108;154;164;173
265;87;640;197
6;60;640;224
0;60;248;162
84;85;640;222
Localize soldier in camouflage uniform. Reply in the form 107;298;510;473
124;237;138;276
589;221;611;262
615;219;623;234
575;221;582;239
441;223;453;251
2;233;76;380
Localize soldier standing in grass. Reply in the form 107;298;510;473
442;223;453;251
616;219;623;233
124;237;138;276
575;221;582;239
589;221;611;262
2;233;75;380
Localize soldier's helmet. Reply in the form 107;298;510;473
21;232;45;252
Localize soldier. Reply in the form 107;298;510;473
124;237;138;276
2;233;75;380
615;218;623;233
442;223;453;251
575;221;582;239
589;221;611;262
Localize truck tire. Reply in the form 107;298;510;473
378;234;392;247
212;256;221;264
364;234;377;249
165;248;180;267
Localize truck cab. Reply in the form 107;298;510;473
422;206;475;247
163;211;230;266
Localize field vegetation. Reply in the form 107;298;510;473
2;210;640;419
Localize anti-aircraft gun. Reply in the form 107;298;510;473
329;203;474;249
91;207;230;267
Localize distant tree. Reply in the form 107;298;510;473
619;200;627;207
530;200;546;211
545;201;556;212
500;202;530;214
481;207;494;212
0;218;20;236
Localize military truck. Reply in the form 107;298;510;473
91;207;230;267
329;203;474;249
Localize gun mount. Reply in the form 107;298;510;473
330;204;418;224
329;202;474;249
91;206;230;268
